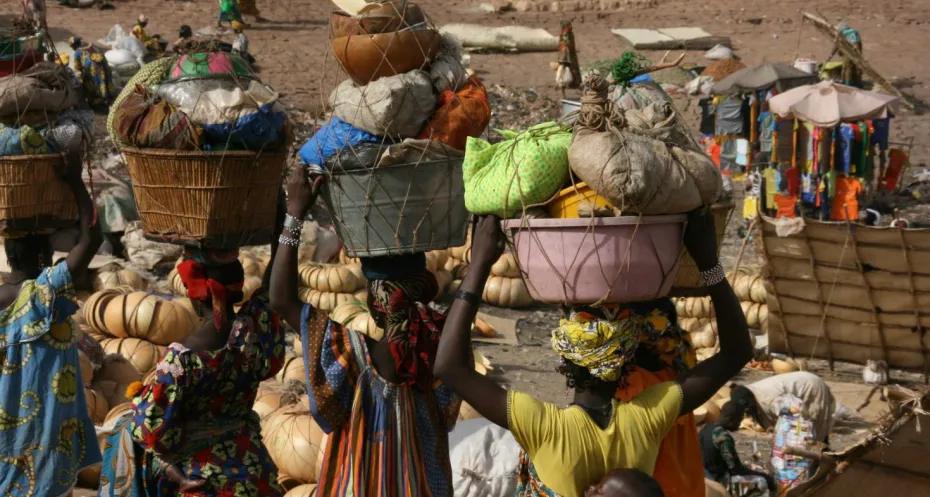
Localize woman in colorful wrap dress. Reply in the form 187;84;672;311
270;171;463;496
434;211;755;497
218;0;247;29
69;36;116;109
98;203;288;496
0;154;103;496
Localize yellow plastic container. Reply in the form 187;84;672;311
547;182;614;218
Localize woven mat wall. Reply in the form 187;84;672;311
760;216;930;375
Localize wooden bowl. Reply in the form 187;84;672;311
331;29;440;86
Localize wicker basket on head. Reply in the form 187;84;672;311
0;154;78;234
121;148;286;250
668;202;735;297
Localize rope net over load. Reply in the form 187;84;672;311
301;0;490;257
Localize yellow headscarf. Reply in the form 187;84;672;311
551;308;643;382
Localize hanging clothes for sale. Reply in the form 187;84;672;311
764;167;780;210
720;138;738;175
775;119;795;163
816;128;833;172
831;174;862;221
836;124;856;174
854;122;872;179
796;122;815;171
699;98;716;136
801;173;816;205
871;115;892;152
758;111;775;154
714;96;744;136
883;149;909;192
775;193;798;219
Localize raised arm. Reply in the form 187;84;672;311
269;166;322;330
677;209;753;414
434;216;510;428
63;153;102;281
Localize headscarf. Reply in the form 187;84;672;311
553;300;696;384
367;271;443;389
551;307;643;382
176;248;244;329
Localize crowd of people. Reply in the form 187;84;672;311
1;2;848;497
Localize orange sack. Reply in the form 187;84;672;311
418;77;491;151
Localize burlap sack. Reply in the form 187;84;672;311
569;73;721;215
330;70;435;138
0;63;79;117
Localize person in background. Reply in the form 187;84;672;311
828;21;863;87
238;0;267;22
22;0;46;30
433;210;754;497
173;24;195;53
587;469;666;497
729;371;836;444
99;199;289;496
0;153;103;496
69;36;117;111
700;403;775;497
270;170;461;496
232;27;249;58
132;14;164;56
218;0;248;29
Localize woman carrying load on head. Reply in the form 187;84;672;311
69;36;117;110
434;211;755;497
270;170;463;496
98;201;289;496
0;152;103;496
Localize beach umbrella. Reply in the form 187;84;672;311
711;62;817;95
769;81;899;127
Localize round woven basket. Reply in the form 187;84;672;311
668;202;735;297
121;147;286;250
0;154;77;234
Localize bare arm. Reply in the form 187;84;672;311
269;167;322;330
677;209;753;414
63;154;102;281
434;216;510;428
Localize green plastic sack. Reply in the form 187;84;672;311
463;122;571;218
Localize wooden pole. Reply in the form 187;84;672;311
802;12;915;110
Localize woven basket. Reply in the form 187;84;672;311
0;154;77;234
121;147;286;250
669;202;736;297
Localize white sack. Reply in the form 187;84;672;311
330;70;435;138
440;24;558;52
449;419;521;497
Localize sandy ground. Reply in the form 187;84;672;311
8;1;930;494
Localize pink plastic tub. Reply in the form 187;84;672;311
502;215;686;305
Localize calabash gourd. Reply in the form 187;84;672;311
490;253;521;278
482;276;533;308
298;263;365;293
100;337;167;375
100;292;200;345
93;354;143;407
298;289;357;312
262;402;328;484
284;484;318;497
276;356;308;384
254;381;285;419
330;300;382;341
85;387;109;425
93;263;147;292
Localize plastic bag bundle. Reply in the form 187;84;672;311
299;117;390;169
111;87;203;150
429;34;469;94
330;70;436;138
463;122;571;218
771;394;815;490
419;77;490;151
569;72;721;215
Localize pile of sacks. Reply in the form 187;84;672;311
108;52;289;153
299;1;490;172
0;61;94;156
464;68;723;218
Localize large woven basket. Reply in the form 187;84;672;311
0;154;77;234
669;202;736;297
121;147;286;250
322;158;468;257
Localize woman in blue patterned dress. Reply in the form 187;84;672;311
0;153;103;497
69;37;116;110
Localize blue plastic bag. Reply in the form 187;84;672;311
201;103;287;151
298;117;388;169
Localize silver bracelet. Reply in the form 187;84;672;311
278;234;300;248
283;214;303;236
700;263;726;287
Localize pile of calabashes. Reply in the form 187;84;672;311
445;237;535;309
674;266;769;363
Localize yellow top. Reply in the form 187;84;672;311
508;382;683;497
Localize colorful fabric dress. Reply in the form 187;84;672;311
72;45;116;107
700;424;770;497
301;304;460;497
0;262;101;497
98;295;286;497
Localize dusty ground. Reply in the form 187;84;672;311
8;1;929;494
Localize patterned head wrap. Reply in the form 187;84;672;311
177;248;244;329
368;272;443;389
552;307;643;382
554;300;696;384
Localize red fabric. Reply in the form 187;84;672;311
177;259;244;329
708;142;722;167
785;167;801;197
882;149;908;192
418;77;491;151
0;50;42;77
